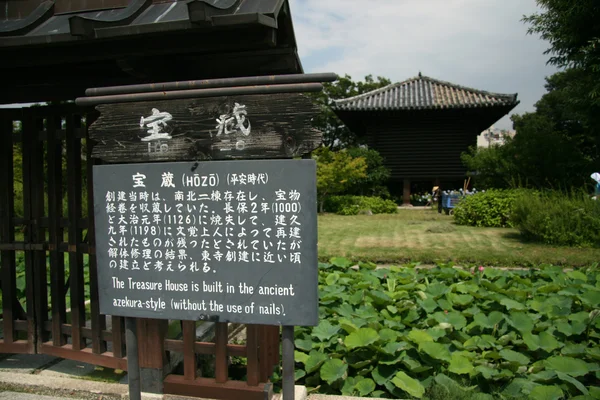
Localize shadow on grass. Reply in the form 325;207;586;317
501;231;525;242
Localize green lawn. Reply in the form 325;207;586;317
317;209;600;266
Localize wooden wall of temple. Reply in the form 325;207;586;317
363;108;499;183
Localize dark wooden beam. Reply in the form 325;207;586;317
88;92;322;163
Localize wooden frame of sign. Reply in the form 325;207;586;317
80;74;331;400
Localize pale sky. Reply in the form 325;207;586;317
289;0;558;130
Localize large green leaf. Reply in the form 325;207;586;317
381;342;406;355
325;272;340;285
408;329;434;345
305;350;328;374
349;290;364;305
448;293;474;306
312;320;339;342
372;364;397;385
530;370;557;382
488;311;505;326
544;356;591;377
432;311;467;330
567;270;588;282
569;311;589;323
420;342;451;362
344;328;379;349
502;378;539;397
522;332;541;351
446;312;467;330
476;365;499;379
473;311;504;330
368;290;393;306
338;318;359;334
320;359;347;384
354;378;376;396
555;319;575;336
330;257;353;268
500;298;526;311
506;311;534;333
341;376;358;396
295;369;306;381
391;371;425;399
561;343;587;356
346;349;374;369
426;283;449;298
448;354;475;375
556;372;589;395
538;331;562;352
418;297;439;313
295;337;313;352
295;351;309;364
379;328;400;342
358;261;377;270
580;289;600;307
500;349;530;366
586;346;600;361
529;385;564;400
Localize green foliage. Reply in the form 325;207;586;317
311;74;391;148
462;108;593;191
453;189;529;228
511;112;592;189
523;1;600;105
511;190;600;247
461;143;518;190
313;147;368;213
476;2;600;192
343;147;391;197
323;195;398;215
11;253;91;312
291;259;600;398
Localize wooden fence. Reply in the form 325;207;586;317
0;104;280;399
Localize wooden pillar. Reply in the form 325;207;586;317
437;180;443;214
137;319;169;393
429;178;440;209
402;179;412;207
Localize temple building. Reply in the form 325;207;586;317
332;74;519;204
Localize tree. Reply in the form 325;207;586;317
463;3;600;190
312;147;367;212
462;78;594;190
523;0;600;104
534;68;600;163
344;147;391;197
311;74;391;148
461;141;518;189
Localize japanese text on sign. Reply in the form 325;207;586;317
93;160;318;326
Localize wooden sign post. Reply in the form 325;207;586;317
78;73;335;400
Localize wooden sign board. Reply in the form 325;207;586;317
92;159;319;326
88;93;322;163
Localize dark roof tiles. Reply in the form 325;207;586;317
333;75;518;111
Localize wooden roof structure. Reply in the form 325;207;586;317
0;0;303;104
333;74;519;134
331;74;520;183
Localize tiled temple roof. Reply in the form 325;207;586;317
333;74;518;111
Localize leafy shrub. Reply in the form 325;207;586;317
289;258;600;399
324;195;397;215
512;190;600;247
313;147;368;213
453;189;530;228
344;147;391;197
